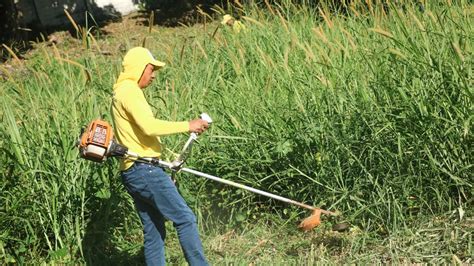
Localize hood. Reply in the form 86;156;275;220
221;14;233;25
114;47;165;90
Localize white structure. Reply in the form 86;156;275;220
93;0;138;16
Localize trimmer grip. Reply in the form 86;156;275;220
200;113;212;124
171;113;211;171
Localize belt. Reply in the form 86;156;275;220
134;158;165;169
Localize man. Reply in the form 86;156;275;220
221;14;246;33
111;47;209;265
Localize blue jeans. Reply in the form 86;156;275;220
121;162;208;266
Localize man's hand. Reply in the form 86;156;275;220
189;119;209;134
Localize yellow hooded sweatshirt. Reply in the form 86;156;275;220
112;47;189;170
221;14;247;33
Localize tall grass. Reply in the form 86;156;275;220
184;0;472;232
0;1;472;263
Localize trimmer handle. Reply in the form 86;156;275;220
191;113;212;138
200;113;212;124
172;112;212;170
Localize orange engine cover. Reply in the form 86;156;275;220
79;119;114;161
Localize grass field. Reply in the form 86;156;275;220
1;1;472;264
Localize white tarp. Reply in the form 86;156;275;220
93;0;138;16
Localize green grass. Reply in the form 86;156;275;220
81;210;472;264
0;0;472;264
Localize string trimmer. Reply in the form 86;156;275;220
77;114;339;231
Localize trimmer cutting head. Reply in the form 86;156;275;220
298;209;322;231
298;208;347;232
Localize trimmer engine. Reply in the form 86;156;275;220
77;119;128;162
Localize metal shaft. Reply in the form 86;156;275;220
124;143;337;216
175;133;198;163
157;160;336;216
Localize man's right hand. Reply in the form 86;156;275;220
189;119;209;134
